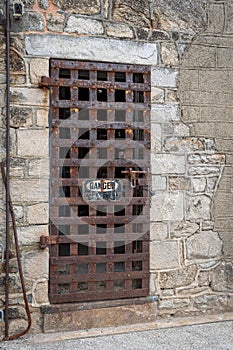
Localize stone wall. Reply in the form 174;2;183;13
0;0;232;336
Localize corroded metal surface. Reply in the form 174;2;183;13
47;60;151;303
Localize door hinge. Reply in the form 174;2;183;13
40;76;51;89
40;235;57;249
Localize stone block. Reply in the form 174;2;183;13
29;58;49;85
151;123;162;151
160;265;198;289
17;129;49;157
11;179;49;202
150;222;168;241
170;221;199;238
181;106;200;123
10;106;33;128
151;154;185;175
150;241;180;270
188;153;225;165
188;166;220;176
39;0;49;9
25;35;158;65
106;22;134;39
112;0;150;27
193;294;228;310
151;87;164;103
207;3;225;34
10;88;49;107
42;301;157;333
151;175;167;191
161;43;179;67
213;192;233;218
53;0;101;15
164;137;204;153
162;122;190;137
183;45;216;68
11;12;45;33
65;17;104;35
151;104;180;122
18;225;48;245
179;69;199;91
219;232;233;257
151;191;184;222
28;158;49;178
186;231;222;259
27;203;49;224
34;281;49;305
168;176;191;191
199;70;230;92
209;262;233;292
166;89;178;103
23;250;49;280
151;68;178;88
46;13;65;32
192;178;206;192
36;108;49;127
158;297;190;310
200;106;233;122
186;194;212;221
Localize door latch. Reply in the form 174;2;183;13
121;168;147;188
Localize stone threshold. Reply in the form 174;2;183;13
41;297;158;333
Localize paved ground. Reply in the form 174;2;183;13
0;321;232;350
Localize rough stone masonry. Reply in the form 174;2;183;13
0;0;232;336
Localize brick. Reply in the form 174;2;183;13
151;154;185;175
17;129;49;157
65;17;104;35
150;241;180;269
151;68;178;88
25;34;158;65
150;192;184;222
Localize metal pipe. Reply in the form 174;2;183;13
5;0;11;340
1;163;32;340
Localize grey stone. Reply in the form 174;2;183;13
151;104;180;122
39;0;49;10
65;16;104;35
161;43;179;67
171;221;199;238
151;192;184;222
113;0;150;27
106;22;134;39
151;154;185;175
210;262;233;293
9;106;33;128
186;231;222;259
160;265;198;289
193;294;228;310
25;35;158;65
46;13;65;32
151;68;178;87
53;0;101;15
159;298;190;310
164;137;204;152
11;12;45;33
187;194;211;221
150;241;180;270
168;176;191;191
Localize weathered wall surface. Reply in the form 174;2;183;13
0;0;232;336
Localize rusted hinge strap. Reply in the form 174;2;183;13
40;235;57;249
40;76;51;88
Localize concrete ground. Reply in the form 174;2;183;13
0;319;232;350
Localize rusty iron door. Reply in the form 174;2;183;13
48;59;151;303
